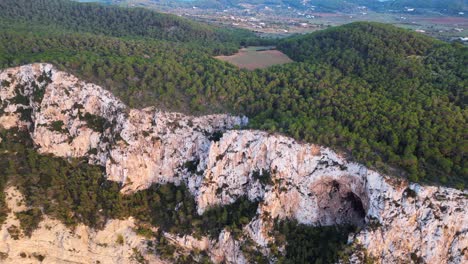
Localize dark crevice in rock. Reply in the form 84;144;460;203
312;177;368;227
345;192;366;219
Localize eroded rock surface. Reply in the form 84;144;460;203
1;64;467;263
0;187;165;264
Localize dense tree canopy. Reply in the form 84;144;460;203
276;22;467;186
0;14;466;187
0;0;261;49
271;221;357;264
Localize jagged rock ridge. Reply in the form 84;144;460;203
0;64;466;263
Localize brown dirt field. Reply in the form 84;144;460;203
421;17;468;25
311;12;345;18
215;48;293;70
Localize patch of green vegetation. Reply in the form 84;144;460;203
129;183;258;238
367;216;383;231
272;22;467;187
252;169;273;186
152;232;178;261
7;225;21;240
241;236;269;264
337;242;377;264
81;112;107;133
49;120;67;133
0;252;8;260
15;208;43;237
116;234;124;245
208;131;223;142
32;253;45;262
135;226;155;239
18;108;32;123
0;165;8;225
149;230;214;263
410;252;424;264
11;85;29;105
0;128;120;228
404;188;418;198
1;80;10;87
201;197;258;238
37;70;52;84
183;159;200;174
88;148;98;155
271;220;357;264
131;248;148;264
31;85;46;104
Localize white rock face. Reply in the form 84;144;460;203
0;63;247;193
355;184;468;263
1;64;467;263
165;231;248;264
0;187;165;264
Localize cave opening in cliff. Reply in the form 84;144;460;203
312;178;368;227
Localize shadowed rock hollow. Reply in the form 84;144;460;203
311;178;367;226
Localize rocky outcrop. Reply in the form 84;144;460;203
1;64;467;263
355;184;468;263
0;63;247;193
0;187;165;264
165;231;248;264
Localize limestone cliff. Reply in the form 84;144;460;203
0;64;466;263
0;187;165;264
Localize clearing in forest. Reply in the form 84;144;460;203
215;46;293;70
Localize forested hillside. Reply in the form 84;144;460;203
275;22;467;185
0;0;260;51
0;25;242;111
381;0;467;11
0;1;466;188
158;0;467;12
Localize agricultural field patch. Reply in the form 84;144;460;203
215;46;293;70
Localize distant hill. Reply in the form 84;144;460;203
290;0;467;12
275;22;467;185
379;0;467;11
278;21;438;66
167;0;467;13
0;0;257;45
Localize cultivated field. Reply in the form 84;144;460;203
215;46;293;70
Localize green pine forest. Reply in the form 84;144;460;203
0;0;466;262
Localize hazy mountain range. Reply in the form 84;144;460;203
136;0;467;12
